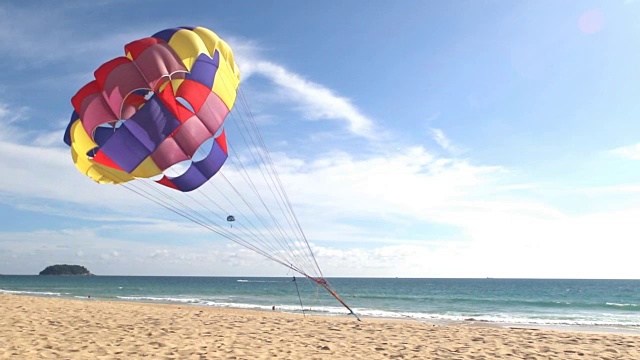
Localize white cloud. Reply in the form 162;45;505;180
149;249;169;258
428;127;469;156
501;183;538;191
280;147;506;226
0;103;28;125
240;59;377;139
431;128;450;149
579;185;640;194
610;143;640;160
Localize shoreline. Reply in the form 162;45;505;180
2;294;640;359
3;291;640;337
2;276;639;333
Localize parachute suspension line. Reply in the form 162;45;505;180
191;186;285;262
237;89;324;279
236;90;304;241
230;103;308;250
198;181;293;265
234;89;359;319
236;90;302;237
123;180;297;270
171;133;292;265
220;155;318;275
227;99;319;277
225;111;303;247
217;171;316;274
99;167;291;271
292;276;306;318
114;173;218;232
215;77;304;244
196;98;316;273
120;182;232;243
222;109;304;242
211;99;321;277
131;167;270;260
223;121;315;273
207;62;323;280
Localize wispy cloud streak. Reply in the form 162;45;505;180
610;143;640;160
244;60;377;139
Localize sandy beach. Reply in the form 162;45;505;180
1;294;638;359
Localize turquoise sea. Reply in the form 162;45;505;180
1;276;639;333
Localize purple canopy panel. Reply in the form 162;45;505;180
185;52;220;90
152;27;196;43
63;111;80;146
96;96;180;172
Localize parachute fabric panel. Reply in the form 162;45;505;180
68;118;134;184
94;57;149;118
153;26;240;110
150;92;229;171
156;131;228;192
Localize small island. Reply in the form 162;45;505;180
39;264;94;276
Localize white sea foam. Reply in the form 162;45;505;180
117;296;203;304
113;295;351;315
365;310;640;327
107;294;640;327
606;302;638;307
0;288;61;296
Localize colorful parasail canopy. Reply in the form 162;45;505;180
63;26;241;192
62;26;360;321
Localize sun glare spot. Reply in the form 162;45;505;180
578;10;604;34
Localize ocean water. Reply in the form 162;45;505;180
1;276;639;333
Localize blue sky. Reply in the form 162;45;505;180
1;1;639;278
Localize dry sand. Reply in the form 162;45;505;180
1;294;639;359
